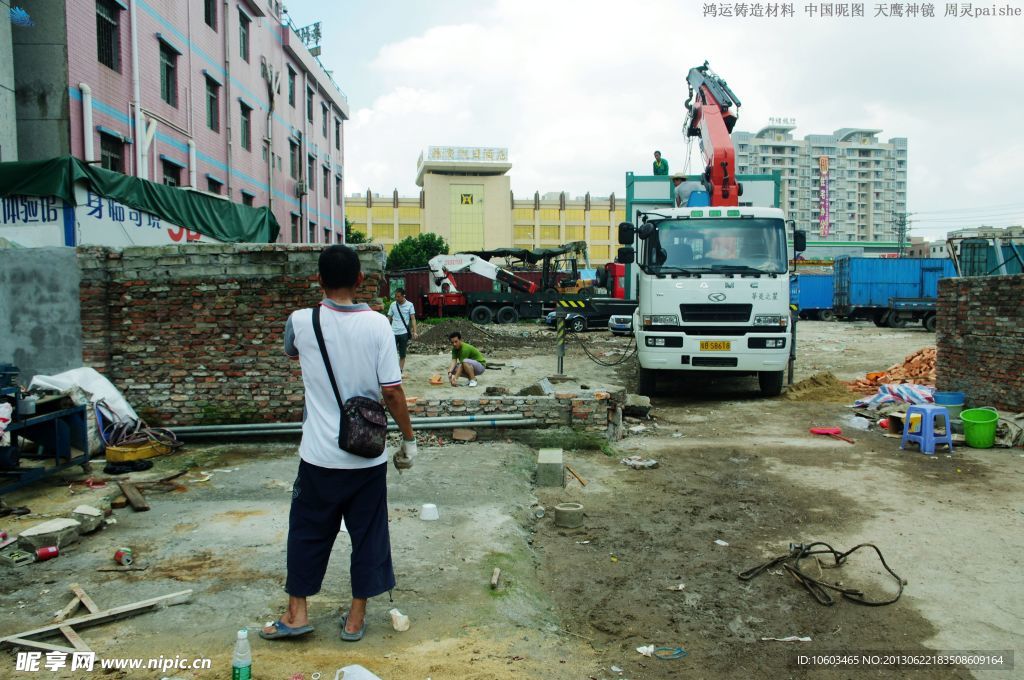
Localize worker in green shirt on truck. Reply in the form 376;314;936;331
652;150;669;175
447;331;486;387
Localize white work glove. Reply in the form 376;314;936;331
394;438;417;472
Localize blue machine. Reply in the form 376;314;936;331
1;365;91;495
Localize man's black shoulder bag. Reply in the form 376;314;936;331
312;306;389;458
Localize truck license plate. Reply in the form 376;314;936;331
700;341;731;351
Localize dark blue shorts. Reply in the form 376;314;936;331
285;459;395;599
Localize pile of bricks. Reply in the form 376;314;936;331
850;347;937;391
936;274;1024;412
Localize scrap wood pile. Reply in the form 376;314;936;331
849;347;937;392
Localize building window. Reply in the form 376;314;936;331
334;119;341;151
287;67;296;107
306;88;314;123
99;133;123;173
307;156;315;192
162;161;181;187
308;220;317;243
96;0;121;72
240;102;252;151
322;104;329;138
322;166;329;198
288;140;299;179
204;0;217;29
159;42;178;107
324;227;332;244
207;177;223;194
205;77;220;131
335;175;341;206
239;11;250;62
241;192;254;207
290;214;300;243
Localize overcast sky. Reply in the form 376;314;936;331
289;0;1024;240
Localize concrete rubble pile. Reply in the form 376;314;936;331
850;346;937;391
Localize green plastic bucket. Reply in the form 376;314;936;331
961;407;998;449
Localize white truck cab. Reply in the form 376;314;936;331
621;205;802;397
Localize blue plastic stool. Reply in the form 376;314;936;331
900;404;954;455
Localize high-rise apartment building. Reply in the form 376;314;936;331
10;0;347;243
732;122;907;242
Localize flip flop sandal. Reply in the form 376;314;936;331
339;613;366;642
258;619;314;640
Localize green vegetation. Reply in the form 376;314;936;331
344;217;370;244
386;233;448;271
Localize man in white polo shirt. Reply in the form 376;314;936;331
261;245;416;643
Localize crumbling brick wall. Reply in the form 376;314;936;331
936;274;1024;412
78;244;386;426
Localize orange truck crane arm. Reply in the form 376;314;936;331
684;60;742;207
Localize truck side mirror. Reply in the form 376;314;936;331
618;222;636;245
617;247;635;264
794;230;807;253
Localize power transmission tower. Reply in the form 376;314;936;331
894;211;908;256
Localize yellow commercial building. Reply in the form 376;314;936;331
346;146;624;263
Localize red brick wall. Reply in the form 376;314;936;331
78;243;385;425
936;274;1024;412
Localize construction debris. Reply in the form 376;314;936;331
17;518;81;552
850;347;937;391
620;455;658;470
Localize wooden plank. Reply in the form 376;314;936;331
490;567;502;590
117;482;149;512
4;637;77;654
565;465;588;487
70;585;100;614
52;596;81;623
110;495;128;509
0;590;192;647
58;626;91;653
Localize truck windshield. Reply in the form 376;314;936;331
644;218;788;275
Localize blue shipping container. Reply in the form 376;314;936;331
833;257;956;315
794;273;834;312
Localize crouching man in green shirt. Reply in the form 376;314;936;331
447;331;486;387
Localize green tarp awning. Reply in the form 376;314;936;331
0;156;280;243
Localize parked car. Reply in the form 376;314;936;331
545;310;588;333
608;314;633;336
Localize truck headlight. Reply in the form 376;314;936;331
642;315;679;327
754;314;788;327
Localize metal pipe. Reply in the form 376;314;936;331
173;419;541;438
170;414;527;433
188;140;197;188
129;0;144;177
80;83;94;161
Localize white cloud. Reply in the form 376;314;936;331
343;0;1024;239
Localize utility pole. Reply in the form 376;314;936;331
894;211;908;257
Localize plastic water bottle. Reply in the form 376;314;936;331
231;628;252;680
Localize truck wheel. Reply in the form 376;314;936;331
923;313;937;332
758;371;784;397
887;315;908;329
495;306;519;324
638;368;656;397
873;311;889;327
570;316;586;333
469;305;494;325
817;309;836;322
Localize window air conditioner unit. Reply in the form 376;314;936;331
295;181;307;196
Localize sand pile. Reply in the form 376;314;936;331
784;372;856;403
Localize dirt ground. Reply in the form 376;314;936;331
1;320;1021;679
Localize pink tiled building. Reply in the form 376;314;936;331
11;0;348;243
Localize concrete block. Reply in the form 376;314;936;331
623;394;652;418
71;505;104;533
452;428;478;442
536;448;564;487
17;518;82;551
